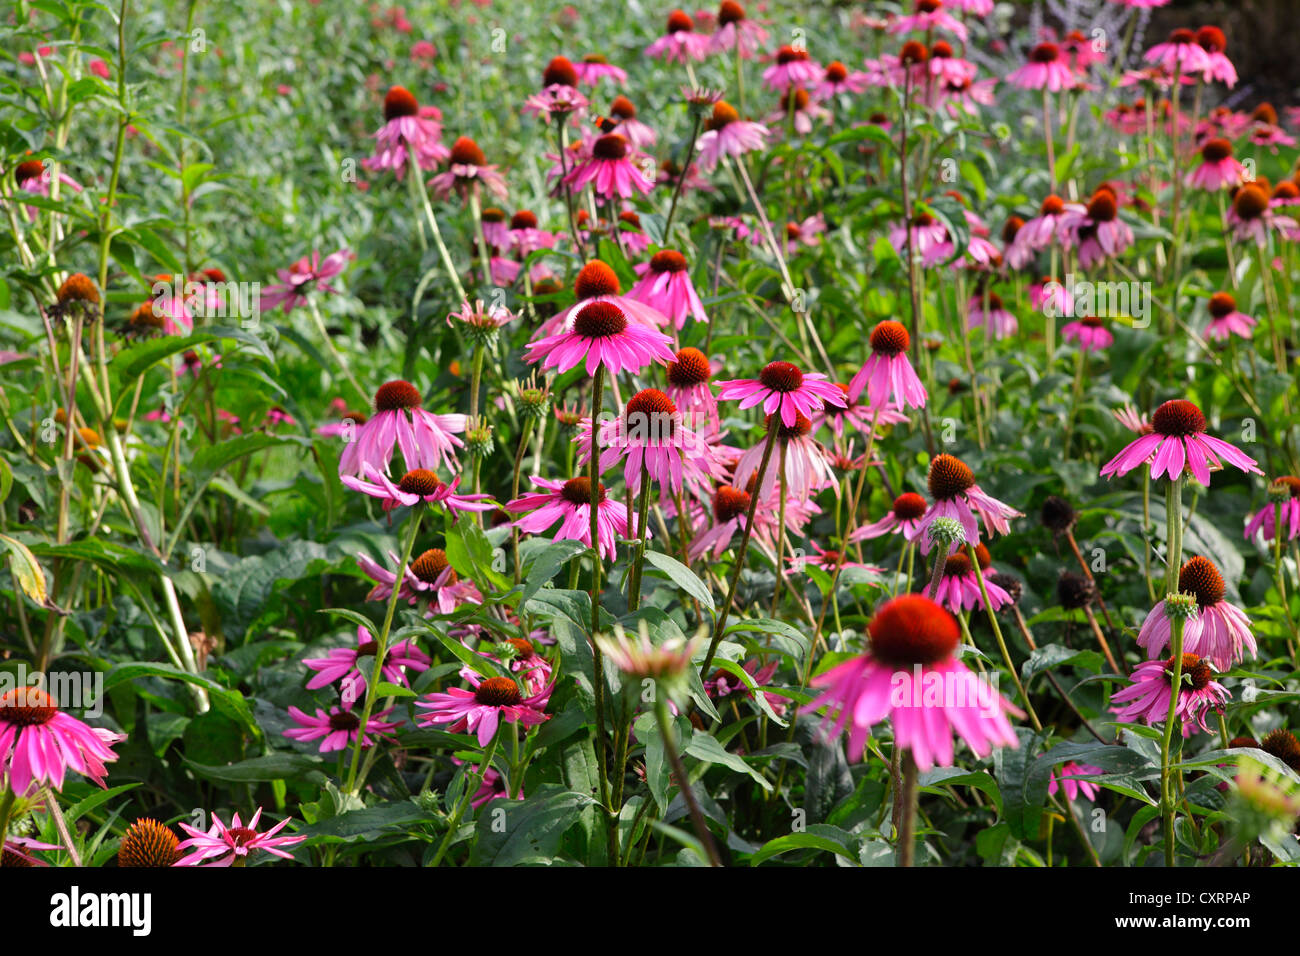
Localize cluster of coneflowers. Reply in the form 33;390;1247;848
8;0;1300;871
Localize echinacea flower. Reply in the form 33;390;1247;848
416;672;551;746
428;136;508;202
115;820;182;867
629;250;707;329
1114;403;1153;436
357;547;481;614
1227;182;1290;247
565;133;653;200
1061;315;1114;352
1144;28;1211;76
930;543;1011;612
607;96;656;148
731;413;836;501
1006;43;1075;91
363;86;449;179
689;484;755;561
573;53;627;87
578;388;718;495
717;360;845;429
303;625;431;693
261;248;354;313
890;0;968;43
1244;476;1300;543
526;300;675;377
816;382;907;440
175;808;306;867
1049;762;1103;801
284;704;400;752
645;10;711;63
1100;398;1262;484
338;380;467;477
342;465;495;518
537;259;669;336
851;492;930;543
2;834;64;867
710;0;769;57
0;687;121;794
1110;653;1228;737
1194;26;1236;86
1059;190;1134;269
762;45;822;92
1204;291;1255;341
1012;195;1084;261
1137;558;1256;669
665;346;718;428
506;476;633;561
1187;138;1245;191
803;594;1020;770
816;60;871;97
966;290;1017;339
696;100;770;171
522;56;590;122
919;453;1023;553
888;210;949;262
850;321;928;412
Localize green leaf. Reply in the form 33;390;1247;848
468;785;596;865
184;752;326;784
749;827;859;866
686;731;773;791
643;550;715;614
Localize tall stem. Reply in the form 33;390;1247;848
405;141;468;304
1160;614;1185;868
654;694;721;866
898;752;918;866
586;365;615;853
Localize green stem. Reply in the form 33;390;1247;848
1160;615;1185;868
653;694;721;866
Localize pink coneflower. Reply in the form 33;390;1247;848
704;658;790;717
1144;29;1210;76
284;704;400;752
507;210;558;256
538;259;669;337
764;87;830;136
416;672;551;746
816;60;871;97
2;835;62;866
888;210;949;262
1030;276;1076;317
260;248;353;313
792;541;881;576
428;136;508;201
573;53;627;87
696;100;770;171
920;454;1023;553
1186;138;1245;191
629;250;707;329
303;625;430;693
1049;762;1103;801
1204;291;1255;341
356;547;479;614
1062;315;1114;352
607;96;656;148
0;687;121;793
925;41;976;85
816;382;907;440
1110;653;1228;737
803;594;1019;770
1015;197;1083;263
507;476;632;561
851;492;930;543
1006;43;1075;91
1100;398;1262;484
578;388;717;495
849;321;928;412
12;157;82;221
363;86;449;179
1195;26;1237;86
1245;476;1300;543
931;543;1012;612
1114;403;1153;436
1062;30;1106;74
175;808;306;867
527;300;674;377
337;380;466;477
937;75;998;117
783;214;826;255
690;485;755;560
732;413;836;501
477;208;511;248
717;360;844;428
1137;557;1255;669
645;10;711;63
522;56;590;123
762;45;822;92
664;347;719;428
710;0;769;57
1060;190;1134;269
966;290;1017;339
1227;183;1291;246
890;0;968;43
565;133;653;200
342;465;495;519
